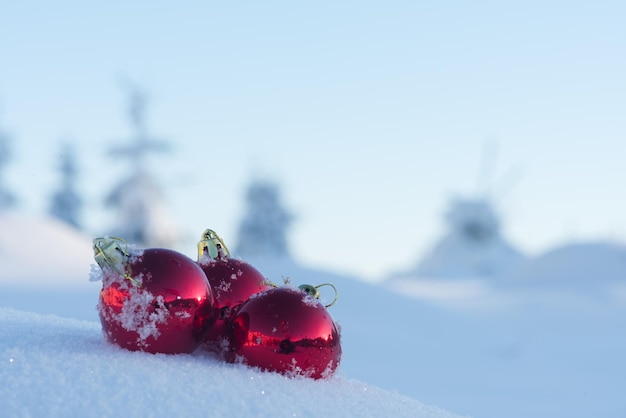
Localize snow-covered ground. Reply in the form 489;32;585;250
1;214;625;418
0;308;459;418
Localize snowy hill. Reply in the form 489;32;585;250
507;241;626;285
0;213;93;285
1;214;626;418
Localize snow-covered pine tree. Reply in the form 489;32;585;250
104;84;178;247
49;142;82;228
0;125;17;210
234;179;294;259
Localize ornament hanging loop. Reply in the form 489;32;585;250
298;283;338;308
198;229;230;260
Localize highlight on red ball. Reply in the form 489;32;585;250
195;229;273;355
92;237;215;354
227;285;342;380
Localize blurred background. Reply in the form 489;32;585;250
1;2;625;418
1;0;624;282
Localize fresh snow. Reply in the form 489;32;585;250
0;308;459;418
1;214;626;418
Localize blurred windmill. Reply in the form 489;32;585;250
104;82;179;247
414;141;526;279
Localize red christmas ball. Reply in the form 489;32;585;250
227;286;342;379
93;238;215;354
196;229;272;352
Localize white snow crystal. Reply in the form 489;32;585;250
301;293;320;308
89;264;103;282
174;311;191;319
213;280;232;300
197;255;212;266
284;357;316;379
321;361;337;380
97;279;170;348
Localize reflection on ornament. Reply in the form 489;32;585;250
228;286;341;379
196;229;273;354
93;237;215;354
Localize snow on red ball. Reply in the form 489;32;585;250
196;229;273;353
199;257;272;350
94;239;215;354
227;286;342;379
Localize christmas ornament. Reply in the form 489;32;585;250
228;283;341;379
92;237;215;354
196;229;272;352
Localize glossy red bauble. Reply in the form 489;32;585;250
228;286;342;379
94;239;215;354
195;229;272;353
199;257;272;351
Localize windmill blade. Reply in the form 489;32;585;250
492;163;525;206
475;139;500;198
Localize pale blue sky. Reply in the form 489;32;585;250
1;1;624;280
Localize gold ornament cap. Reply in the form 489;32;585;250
92;236;140;286
197;229;230;260
93;237;129;271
